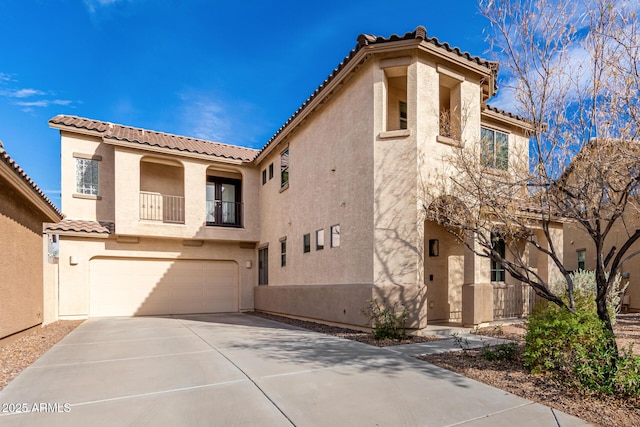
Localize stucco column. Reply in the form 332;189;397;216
462;232;493;325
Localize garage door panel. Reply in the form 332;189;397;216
90;259;238;317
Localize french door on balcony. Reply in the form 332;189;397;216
206;177;242;227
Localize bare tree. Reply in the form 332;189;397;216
425;0;640;360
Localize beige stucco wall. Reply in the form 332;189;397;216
60;132;115;222
0;175;46;339
113;147;260;241
564;218;640;310
256;58;376;287
54;236;256;318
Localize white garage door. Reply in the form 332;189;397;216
89;258;238;317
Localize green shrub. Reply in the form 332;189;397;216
362;298;409;340
524;299;640;396
550;270;626;324
482;342;518;361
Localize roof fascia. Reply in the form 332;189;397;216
102;138;250;166
49;123;104;139
481;109;535;132
253;42;390;164
0;160;62;222
50;230;110;238
418;41;493;78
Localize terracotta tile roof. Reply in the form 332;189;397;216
0;148;62;219
257;26;498;159
44;219;114;235
49;115;258;162
485;104;532;126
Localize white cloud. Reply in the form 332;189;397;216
0;88;46;98
83;0;127;14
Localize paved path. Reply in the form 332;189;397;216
0;314;590;426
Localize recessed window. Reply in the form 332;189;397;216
438;67;463;139
330;225;340;248
281;149;289;188
490;233;506;282
280;238;287;267
399;101;407;130
577;249;586;271
206;177;242;227
316;229;324;250
258;247;268;285
262;169;267;185
268;163;274;180
428;239;439;257
76;158;99;195
303;233;311;253
481;127;509;170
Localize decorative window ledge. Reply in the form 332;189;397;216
378;129;411;140
436;135;463;147
73;193;102;200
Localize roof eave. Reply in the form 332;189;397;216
0;160;62;222
49;121;105;139
481;108;535;132
102;138;250;165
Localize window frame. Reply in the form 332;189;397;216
490;233;506;283
262;169;267;185
258;246;269;285
206;176;242;227
268;163;274;180
280;237;287;267
399;101;407;130
75;158;99;196
316;229;324;250
303;233;311;253
577;249;586;271
481;127;509;171
280;149;289;189
330;224;340;248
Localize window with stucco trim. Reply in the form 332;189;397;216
281;149;289;188
75;158;99;195
577;249;586;271
303;233;311;253
330;225;340;248
481;127;509;170
280;238;287;267
316;229;324;250
490;233;506;282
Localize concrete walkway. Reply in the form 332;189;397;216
0;314;590;426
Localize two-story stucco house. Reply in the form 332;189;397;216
45;26;561;328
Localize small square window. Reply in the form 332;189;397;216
268;163;274;180
303;233;311;253
262;169;267;185
316;229;324;250
330;225;340;248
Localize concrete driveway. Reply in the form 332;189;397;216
0;314;588;426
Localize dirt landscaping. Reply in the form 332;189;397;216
0;320;83;391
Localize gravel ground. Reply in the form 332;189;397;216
419;316;640;427
0;320;83;391
248;311;443;346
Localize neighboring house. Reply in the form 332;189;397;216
45;26;561;328
564;212;640;311
0;142;63;341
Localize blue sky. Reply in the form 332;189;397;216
0;0;500;208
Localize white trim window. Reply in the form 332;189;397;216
76;158;99;195
330;224;340;248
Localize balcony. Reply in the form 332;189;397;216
140;191;185;224
206;200;243;227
